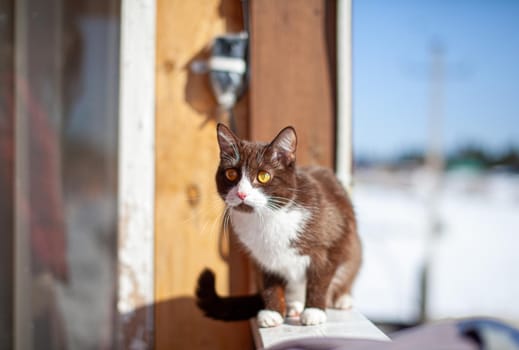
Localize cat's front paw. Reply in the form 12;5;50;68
300;308;327;326
257;310;284;328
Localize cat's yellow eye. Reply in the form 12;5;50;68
225;168;239;181
257;170;271;184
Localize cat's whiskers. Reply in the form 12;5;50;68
179;195;231;239
279;195;321;210
268;196;301;209
199;206;226;237
255;207;265;231
266;200;287;211
286;184;317;195
179;200;218;226
266;196;321;223
208;207;226;239
221;206;232;243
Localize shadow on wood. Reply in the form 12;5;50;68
183;47;219;126
123;297;253;350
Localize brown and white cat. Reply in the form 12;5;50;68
196;123;361;327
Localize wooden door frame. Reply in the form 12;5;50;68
117;0;156;347
115;0;353;348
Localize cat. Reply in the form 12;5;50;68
196;123;361;327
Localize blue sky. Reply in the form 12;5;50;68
353;0;519;160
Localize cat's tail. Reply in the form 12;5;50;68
196;268;264;321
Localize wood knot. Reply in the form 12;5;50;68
163;59;175;73
186;184;201;207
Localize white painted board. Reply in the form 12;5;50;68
252;308;389;349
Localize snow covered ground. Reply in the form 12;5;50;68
351;170;519;325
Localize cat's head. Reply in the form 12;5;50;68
215;123;297;212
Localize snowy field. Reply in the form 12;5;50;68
351;170;519;325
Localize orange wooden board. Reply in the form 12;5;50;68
249;0;336;168
154;0;251;349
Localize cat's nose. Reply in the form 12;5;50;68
237;192;247;200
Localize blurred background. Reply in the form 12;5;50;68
1;0;119;349
351;0;519;329
1;0;518;349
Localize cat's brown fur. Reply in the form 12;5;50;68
196;124;361;327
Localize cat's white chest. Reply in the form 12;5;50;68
230;206;311;282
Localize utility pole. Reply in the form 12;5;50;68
420;39;446;323
426;40;445;173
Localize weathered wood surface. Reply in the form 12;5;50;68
155;0;251;349
249;0;337;168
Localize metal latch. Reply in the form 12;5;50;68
190;32;248;129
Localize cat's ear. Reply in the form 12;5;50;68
216;123;240;161
269;126;297;166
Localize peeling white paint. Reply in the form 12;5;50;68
336;0;353;191
118;0;156;347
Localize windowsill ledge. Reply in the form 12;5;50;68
251;308;390;349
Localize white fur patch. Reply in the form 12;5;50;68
300;308;327;326
257;310;284;328
286;301;304;318
230;203;311;282
285;278;306;317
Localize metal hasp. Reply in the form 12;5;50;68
210;32;248;110
191;32;248;129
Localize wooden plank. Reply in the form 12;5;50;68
252;309;390;349
249;0;337;168
154;0;252;349
117;0;155;348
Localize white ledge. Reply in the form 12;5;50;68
251;308;390;349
